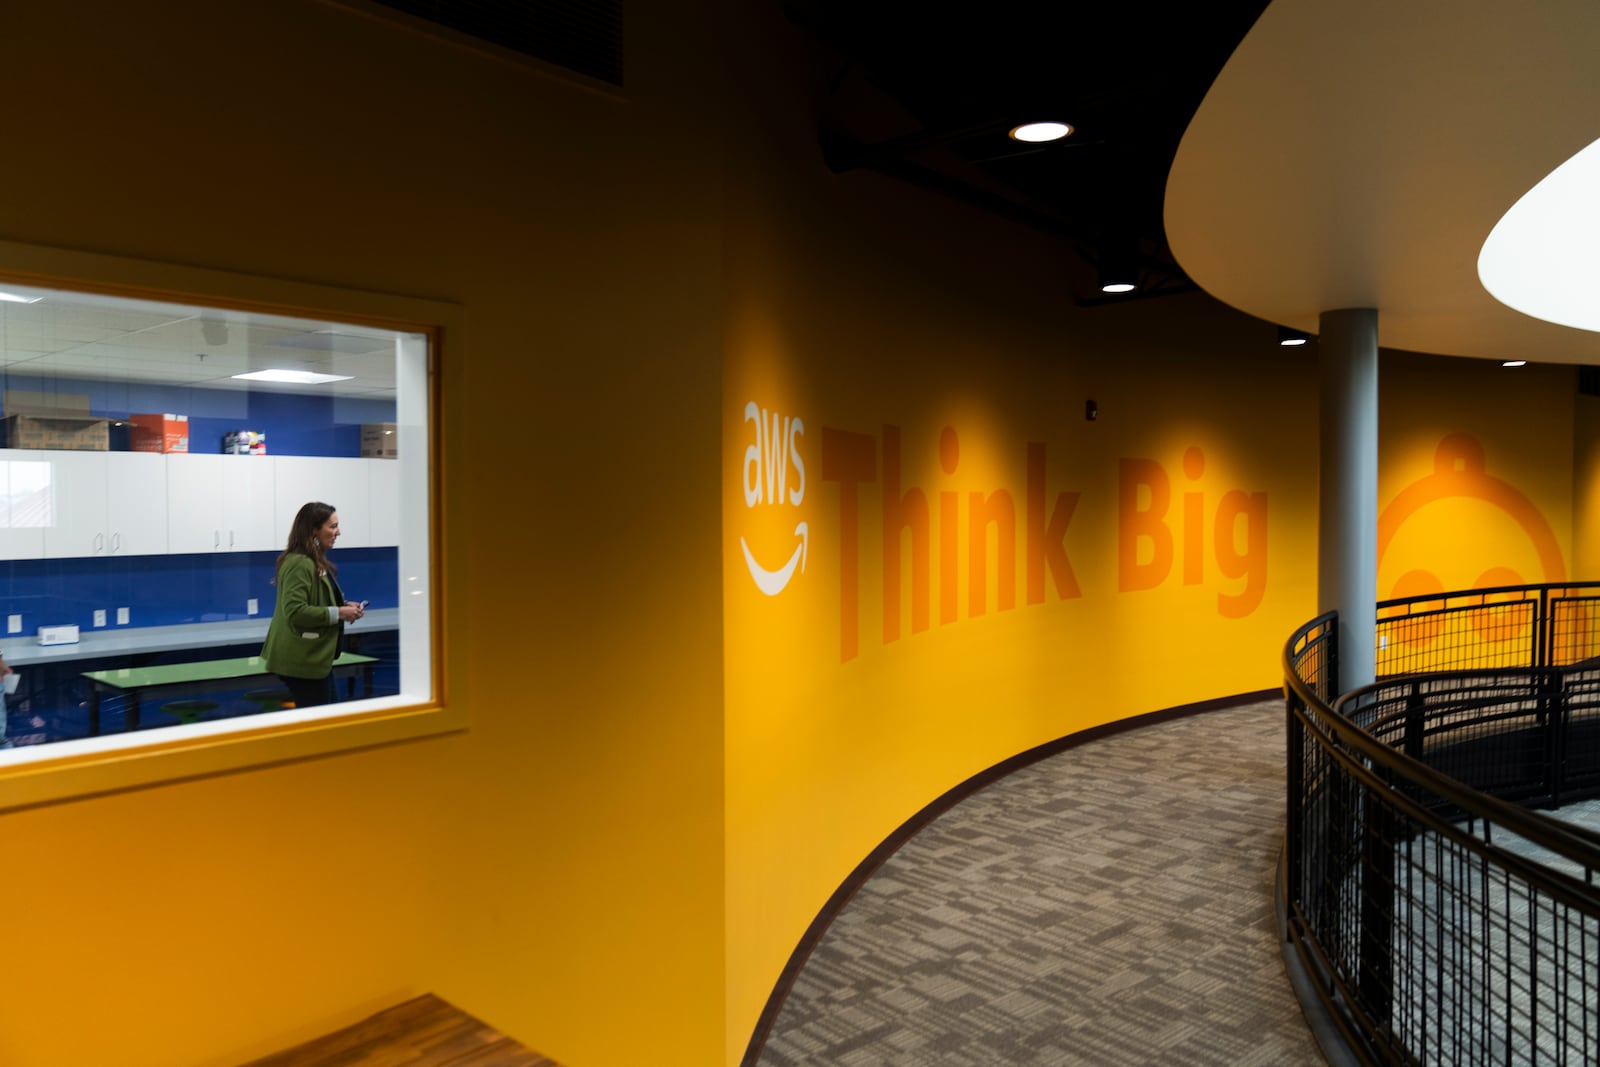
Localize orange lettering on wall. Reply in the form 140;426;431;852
1118;449;1269;615
1026;442;1080;603
1183;446;1205;585
968;489;1016;618
881;425;930;644
821;427;877;662
822;425;1087;661
1118;458;1173;592
940;428;960;625
1215;489;1268;617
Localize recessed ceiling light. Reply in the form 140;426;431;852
1480;136;1600;332
1010;122;1073;143
1277;326;1310;346
232;369;354;385
1100;281;1136;294
0;291;42;304
1502;359;1527;367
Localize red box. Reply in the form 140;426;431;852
130;413;189;453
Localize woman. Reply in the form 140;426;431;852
261;501;365;708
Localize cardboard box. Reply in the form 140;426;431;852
129;413;189;453
223;430;267;455
2;414;109;451
361;422;397;458
1;391;108;451
4;390;91;417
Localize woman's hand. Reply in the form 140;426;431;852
338;602;365;623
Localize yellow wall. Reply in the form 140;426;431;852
0;3;727;1065
1378;352;1576;599
0;4;1593;1067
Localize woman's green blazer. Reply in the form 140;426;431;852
261;553;342;680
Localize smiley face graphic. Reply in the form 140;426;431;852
1377;433;1564;650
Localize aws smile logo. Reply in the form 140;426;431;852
740;401;808;596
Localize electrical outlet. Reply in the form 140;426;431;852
117;607;129;625
93;609;107;627
6;615;18;635
247;598;259;616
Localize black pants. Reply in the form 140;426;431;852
278;673;336;709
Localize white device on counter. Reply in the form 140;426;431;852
37;624;80;646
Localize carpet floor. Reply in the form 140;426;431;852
756;697;1325;1066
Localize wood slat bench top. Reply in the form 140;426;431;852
240;994;561;1066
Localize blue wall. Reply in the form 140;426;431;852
0;547;398;634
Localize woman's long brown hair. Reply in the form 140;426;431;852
275;500;338;579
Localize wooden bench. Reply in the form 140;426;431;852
241;994;561;1066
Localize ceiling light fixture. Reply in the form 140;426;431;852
0;291;42;304
1010;121;1073;143
232;369;354;385
1097;246;1138;294
1277;326;1310;346
1502;359;1527;367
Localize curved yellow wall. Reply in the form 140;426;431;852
718;188;1322;1058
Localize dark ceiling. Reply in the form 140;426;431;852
785;2;1270;305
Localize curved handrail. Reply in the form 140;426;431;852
1282;589;1600;1067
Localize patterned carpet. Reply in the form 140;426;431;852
756;698;1325;1066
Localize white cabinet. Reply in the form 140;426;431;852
368;459;399;547
0;450;396;560
166;454;277;554
273;456;372;548
43;451;167;558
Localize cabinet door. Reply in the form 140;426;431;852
166;454;226;554
43;452;110;558
0;452;49;559
106;452;166;556
273;456;370;548
42;452;166;559
167;455;276;553
221;457;276;552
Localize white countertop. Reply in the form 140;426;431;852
2;608;398;666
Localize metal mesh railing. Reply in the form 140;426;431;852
1375;583;1600;677
1284;590;1600;1066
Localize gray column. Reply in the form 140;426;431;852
1318;307;1379;693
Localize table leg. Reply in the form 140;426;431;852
128;691;141;731
90;686;101;736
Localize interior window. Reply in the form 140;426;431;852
0;281;432;760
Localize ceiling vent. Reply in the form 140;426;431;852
366;0;623;86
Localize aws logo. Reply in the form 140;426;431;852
740;401;809;596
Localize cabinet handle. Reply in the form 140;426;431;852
111;532;121;554
214;530;221;549
229;529;235;548
94;532;104;555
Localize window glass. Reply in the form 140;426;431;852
0;280;432;761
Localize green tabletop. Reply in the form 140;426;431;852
85;652;377;690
